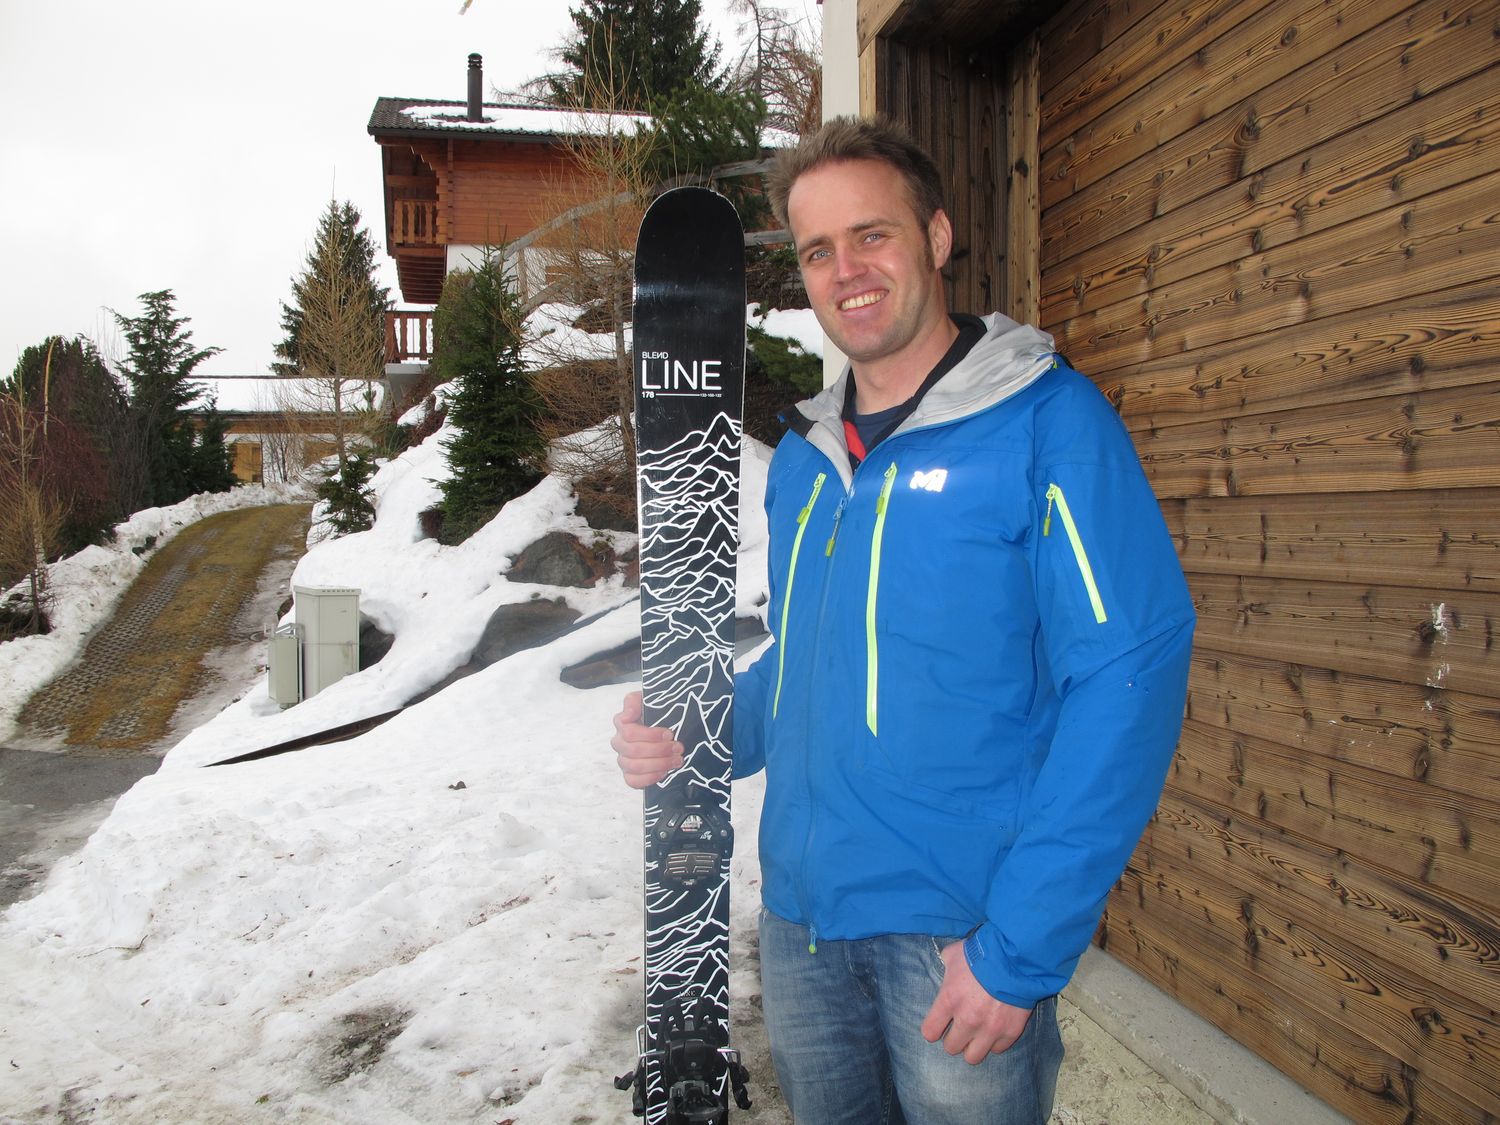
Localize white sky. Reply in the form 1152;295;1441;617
0;0;757;379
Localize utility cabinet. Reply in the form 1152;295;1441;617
294;585;361;699
267;623;303;708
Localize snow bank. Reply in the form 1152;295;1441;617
0;481;309;743
0;416;775;1122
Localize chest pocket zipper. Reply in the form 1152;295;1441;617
1044;482;1108;624
866;463;899;734
774;473;827;718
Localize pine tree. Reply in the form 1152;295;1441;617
274;201;389;380
278;200;389;539
112;290;231;508
549;0;721;111
433;250;544;544
647;81;767;219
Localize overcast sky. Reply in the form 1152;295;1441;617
0;0;757;379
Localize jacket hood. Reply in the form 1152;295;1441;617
791;314;1058;485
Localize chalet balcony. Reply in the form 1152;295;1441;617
384;309;434;365
391;199;440;247
383;309;435;408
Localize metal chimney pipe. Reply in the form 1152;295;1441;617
467;53;483;122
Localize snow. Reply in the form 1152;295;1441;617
396;103;799;150
0;482;309;744
400;102;656;138
0;409;776;1121
752;303;823;358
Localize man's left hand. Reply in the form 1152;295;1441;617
920;941;1033;1064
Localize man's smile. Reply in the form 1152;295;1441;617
839;290;887;311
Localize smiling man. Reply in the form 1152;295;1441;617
612;116;1196;1124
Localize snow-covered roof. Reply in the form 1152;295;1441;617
369;97;798;149
370;98;654;141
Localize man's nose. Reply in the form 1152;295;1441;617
832;244;862;282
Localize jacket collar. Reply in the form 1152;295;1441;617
789;314;1057;487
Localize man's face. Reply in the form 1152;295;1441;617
786;158;953;372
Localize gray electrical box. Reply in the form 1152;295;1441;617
267;623;303;707
294;585;361;699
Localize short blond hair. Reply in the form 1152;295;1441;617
767;115;946;232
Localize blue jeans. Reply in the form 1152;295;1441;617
759;909;1063;1124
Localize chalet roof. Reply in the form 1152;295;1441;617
368;98;653;142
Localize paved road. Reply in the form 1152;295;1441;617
1;502;311;907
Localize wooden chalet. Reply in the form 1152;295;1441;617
828;0;1499;1119
368;54;652;311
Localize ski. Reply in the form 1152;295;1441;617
614;187;750;1123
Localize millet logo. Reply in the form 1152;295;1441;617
909;469;948;493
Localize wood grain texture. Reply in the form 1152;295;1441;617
1042;63;1500;315
1174;716;1500;909
1005;31;1042;324
1132;382;1500;499
1110;803;1500;1122
874;0;1500;1115
1182;647;1500;788
1188;570;1498;695
1052;167;1500;376
874;36;1007;317
1041;0;1266;148
1102;282;1500;429
1168;489;1500;592
1039;0;1491;210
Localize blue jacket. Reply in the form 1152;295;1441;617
733;314;1195;1007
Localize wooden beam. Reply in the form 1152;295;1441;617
1180;648;1500;796
859;0;1065;52
1004;30;1040;325
858;0;907;50
1187;570;1500;697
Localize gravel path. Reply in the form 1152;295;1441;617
15;503;311;753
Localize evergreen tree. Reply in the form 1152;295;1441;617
647;82;767;218
189;402;238;495
274;201;389;380
278;201;388;541
549;0;721;110
5;336;137;553
112;290;231;508
313;447;377;536
433;250;545;544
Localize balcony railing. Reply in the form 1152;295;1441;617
391;199;440;245
385;309;434;364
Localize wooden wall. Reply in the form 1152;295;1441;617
872;0;1500;1120
378;136;587;303
867;35;1010;314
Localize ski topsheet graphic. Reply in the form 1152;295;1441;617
615;188;748;1122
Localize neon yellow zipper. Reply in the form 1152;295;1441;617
866;463;899;733
774;473;827;718
1044;482;1108;624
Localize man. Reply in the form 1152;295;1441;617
612;116;1194;1124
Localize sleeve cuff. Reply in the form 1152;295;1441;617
963;925;1048;1010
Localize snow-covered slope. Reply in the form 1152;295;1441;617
0;414;775;1123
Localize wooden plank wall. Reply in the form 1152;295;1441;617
446;139;585;248
866;35;1008;315
1030;0;1500;1120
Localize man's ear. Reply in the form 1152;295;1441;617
928;208;954;271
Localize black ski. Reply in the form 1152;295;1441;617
614;187;749;1122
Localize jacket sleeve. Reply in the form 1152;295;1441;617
731;647;772;779
963;620;1192;1006
963;372;1195;1008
